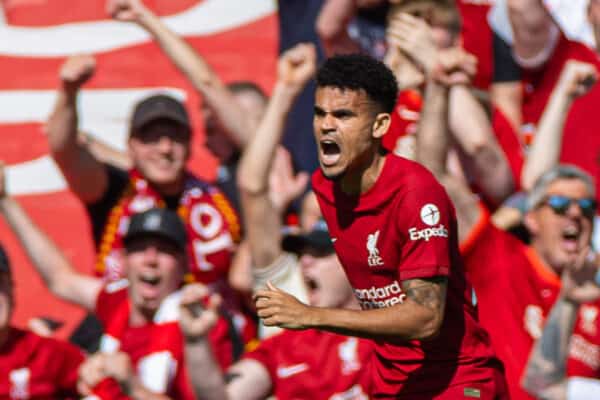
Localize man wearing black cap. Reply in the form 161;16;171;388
0;173;239;398
180;215;373;400
0;243;84;398
46;55;243;300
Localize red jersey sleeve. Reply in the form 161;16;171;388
53;338;85;392
395;181;455;281
242;333;281;383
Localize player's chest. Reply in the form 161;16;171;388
328;210;401;277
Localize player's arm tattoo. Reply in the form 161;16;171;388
522;298;578;398
401;276;448;312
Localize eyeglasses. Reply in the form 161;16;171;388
541;195;597;218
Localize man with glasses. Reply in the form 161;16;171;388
416;48;598;399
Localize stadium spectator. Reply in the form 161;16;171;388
236;43;317;337
522;250;600;399
384;1;516;206
47;53;241;291
107;0;269;215
0;182;243;398
0;239;84;398
507;0;600;208
416;45;598;400
180;223;373;399
255;53;506;398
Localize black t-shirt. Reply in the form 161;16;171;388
86;164;180;246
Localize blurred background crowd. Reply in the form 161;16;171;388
1;0;600;399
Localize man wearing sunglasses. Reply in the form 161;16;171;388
417;52;599;400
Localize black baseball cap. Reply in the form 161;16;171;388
131;94;191;133
123;208;187;251
282;219;335;256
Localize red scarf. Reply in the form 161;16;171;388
95;169;240;285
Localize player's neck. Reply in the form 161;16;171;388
340;151;386;196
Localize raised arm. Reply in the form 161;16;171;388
179;283;273;400
46;55;109;204
0;165;101;310
107;0;253;148
507;0;558;65
236;43;315;269
415;48;483;244
521;61;597;190
388;12;514;204
522;251;600;399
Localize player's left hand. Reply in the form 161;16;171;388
254;282;314;330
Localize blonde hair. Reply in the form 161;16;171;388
388;0;461;37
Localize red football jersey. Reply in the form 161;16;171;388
313;154;500;397
520;33;600;204
0;327;83;399
244;329;372;399
94;281;241;399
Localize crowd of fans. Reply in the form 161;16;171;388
2;0;600;398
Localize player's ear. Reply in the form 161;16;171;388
372;113;391;140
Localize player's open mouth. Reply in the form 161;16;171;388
319;139;341;166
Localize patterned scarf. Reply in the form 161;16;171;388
95;169;240;285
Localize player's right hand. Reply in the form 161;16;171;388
179;283;221;341
277;43;317;93
557;60;598;99
107;0;149;23
60;54;96;92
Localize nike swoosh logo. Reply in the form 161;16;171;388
277;363;309;378
331;238;337;243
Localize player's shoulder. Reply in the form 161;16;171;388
389;155;445;193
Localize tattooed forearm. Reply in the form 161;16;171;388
401;276;447;311
522;298;578;397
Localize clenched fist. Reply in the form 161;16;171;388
431;47;477;87
557;60;598;99
106;0;149;22
277;43;317;92
60;54;96;92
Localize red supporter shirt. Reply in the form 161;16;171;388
566;298;600;378
244;329;373;399
520;33;600;203
94;280;241;399
0;327;83;399
312;154;500;398
460;207;600;398
457;0;494;90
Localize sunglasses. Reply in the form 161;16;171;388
540;195;597;218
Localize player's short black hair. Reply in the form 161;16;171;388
316;54;398;113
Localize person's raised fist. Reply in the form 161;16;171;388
60;54;96;92
277;43;317;92
179;283;221;341
558;60;598;99
106;0;149;23
431;47;477;87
